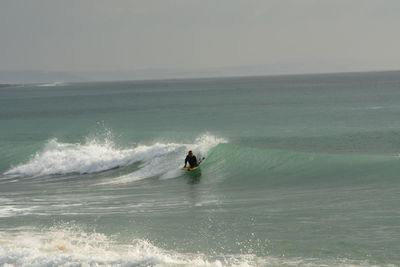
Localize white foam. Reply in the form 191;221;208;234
4;134;227;183
35;82;66;87
97;142;182;185
0;225;254;267
5;138;138;176
0;225;374;267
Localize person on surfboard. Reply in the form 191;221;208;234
184;150;198;168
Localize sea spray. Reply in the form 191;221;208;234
4;138;136;176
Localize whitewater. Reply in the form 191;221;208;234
1;72;400;266
4;134;225;180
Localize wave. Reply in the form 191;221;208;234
0;224;377;267
4;131;399;186
35;81;67;87
0;225;234;267
201;142;400;185
3;134;227;183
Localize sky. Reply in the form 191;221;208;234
1;0;400;77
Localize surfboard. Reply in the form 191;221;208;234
180;157;205;171
180;166;200;171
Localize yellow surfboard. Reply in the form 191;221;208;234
180;157;205;171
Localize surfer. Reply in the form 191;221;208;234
184;150;198;168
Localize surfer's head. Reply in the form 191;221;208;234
188;150;193;156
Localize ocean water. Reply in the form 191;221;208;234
1;71;400;266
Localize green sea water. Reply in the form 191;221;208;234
1;71;400;266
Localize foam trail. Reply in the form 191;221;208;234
98;134;227;185
97;143;182;185
35;81;66;87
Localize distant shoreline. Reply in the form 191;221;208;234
1;69;400;85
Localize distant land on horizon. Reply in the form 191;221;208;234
1;65;399;84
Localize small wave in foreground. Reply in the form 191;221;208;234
0;224;374;267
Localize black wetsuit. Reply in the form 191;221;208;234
185;155;198;167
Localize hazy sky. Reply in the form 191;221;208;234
1;0;400;75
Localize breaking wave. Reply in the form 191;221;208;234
0;224;375;267
4;133;227;184
35;82;67;87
